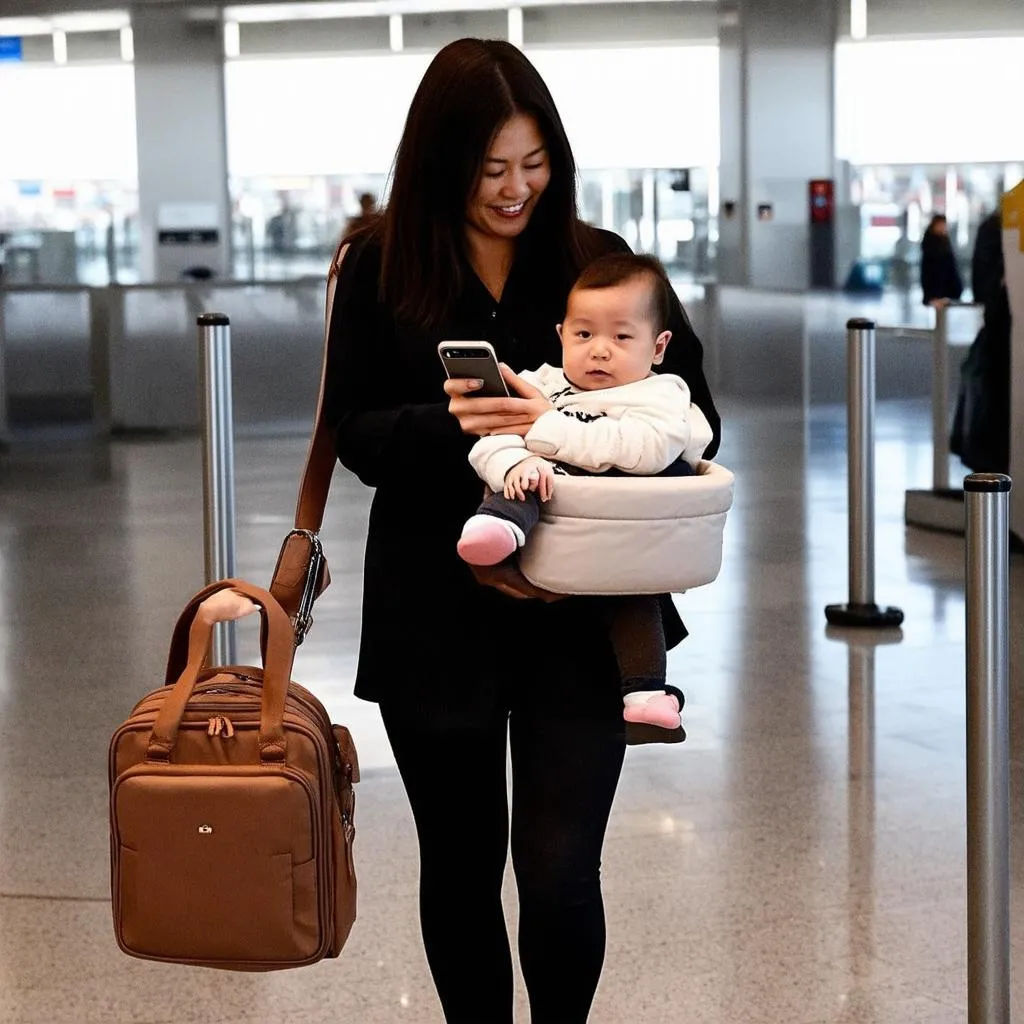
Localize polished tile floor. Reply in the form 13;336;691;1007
1;388;1022;1023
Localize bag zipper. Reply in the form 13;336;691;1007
133;672;337;751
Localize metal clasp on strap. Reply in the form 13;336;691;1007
292;528;324;647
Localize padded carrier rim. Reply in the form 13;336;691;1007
517;460;735;596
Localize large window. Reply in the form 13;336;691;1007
0;62;138;284
224;45;720;277
836;37;1024;166
836;37;1024;283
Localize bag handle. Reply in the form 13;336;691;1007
149;580;295;763
267;241;350;636
164;577;268;684
292;240;350;533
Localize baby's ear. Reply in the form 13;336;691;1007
652;330;672;365
555;323;563;342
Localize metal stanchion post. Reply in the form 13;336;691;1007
826;319;904;628
0;289;10;449
933;303;951;492
198;313;238;666
964;473;1012;1024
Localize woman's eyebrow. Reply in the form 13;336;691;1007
485;145;547;164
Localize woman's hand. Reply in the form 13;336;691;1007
444;364;553;437
469;562;565;602
198;590;259;626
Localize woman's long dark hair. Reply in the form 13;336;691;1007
378;38;597;329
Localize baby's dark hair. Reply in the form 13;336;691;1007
571;252;673;333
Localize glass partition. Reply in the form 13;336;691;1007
848;162;1022;292
112;282;324;432
229;165;718;280
1;288;92;421
229;173;387;280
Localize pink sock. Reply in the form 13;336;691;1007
457;515;521;566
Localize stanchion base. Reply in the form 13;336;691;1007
825;602;904;628
824;623;904;646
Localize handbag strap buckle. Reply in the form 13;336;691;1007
291;529;324;646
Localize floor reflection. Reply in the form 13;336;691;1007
0;384;1019;1021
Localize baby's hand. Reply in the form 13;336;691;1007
504;456;555;501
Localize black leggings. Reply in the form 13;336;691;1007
380;662;626;1024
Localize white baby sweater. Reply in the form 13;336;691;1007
468;364;713;494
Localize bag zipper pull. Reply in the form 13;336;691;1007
206;716;235;738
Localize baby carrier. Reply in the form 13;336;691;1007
309;240;735;600
516;459;734;596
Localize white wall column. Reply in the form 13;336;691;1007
131;6;232;282
718;0;837;289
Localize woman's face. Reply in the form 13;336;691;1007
465;113;551;244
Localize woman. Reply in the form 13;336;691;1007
920;213;963;305
322;38;720;1023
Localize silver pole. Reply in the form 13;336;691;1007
849;319;874;606
0;289;10;448
847;642;876;786
846;639;877;969
933;303;950;492
826;319;903;628
964;472;1011;1024
198;313;238;666
246;217;257;281
105;218;118;286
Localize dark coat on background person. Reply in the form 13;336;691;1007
920;230;964;304
973;211;1012;342
950;211;1010;473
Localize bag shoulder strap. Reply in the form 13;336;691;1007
293;240;351;532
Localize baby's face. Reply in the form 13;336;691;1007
558;278;670;391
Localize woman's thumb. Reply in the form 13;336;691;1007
500;363;540;398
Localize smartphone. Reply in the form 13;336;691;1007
438;341;509;398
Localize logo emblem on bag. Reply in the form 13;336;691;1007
198;825;214;835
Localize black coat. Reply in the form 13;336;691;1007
322;229;721;706
950;212;1010;473
972;212;1011;340
920;232;963;304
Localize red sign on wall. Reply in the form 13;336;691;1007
809;179;834;224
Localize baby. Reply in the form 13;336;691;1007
457;252;713;735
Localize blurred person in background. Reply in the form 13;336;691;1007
950;209;1010;473
344;192;378;238
920;213;963;305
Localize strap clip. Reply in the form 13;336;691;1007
291;529;324;646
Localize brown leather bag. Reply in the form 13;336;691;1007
108;579;358;971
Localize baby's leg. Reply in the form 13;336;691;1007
607;597;683;731
458;492;541;566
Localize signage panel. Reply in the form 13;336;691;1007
0;36;22;62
